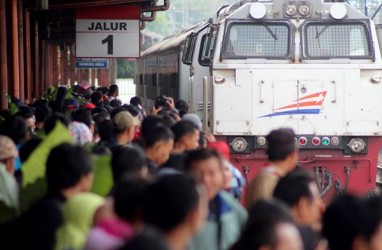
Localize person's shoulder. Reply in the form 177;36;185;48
219;191;247;219
119;227;170;250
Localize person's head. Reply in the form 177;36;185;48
363;196;382;250
143;125;174;165
44;112;70;135
130;96;143;107
72;109;93;129
185;149;224;200
112;111;140;144
90;91;102;105
46;143;93;197
323;195;368;250
34;105;52;128
171;120;200;152
233;199;302;250
0;135;18;174
142;174;208;236
113;175;152;226
110;145;148;182
110;99;122;108
266;128;298;171
16;107;36;135
140;115;166;139
0;116;28;145
175;99;190;117
98;119;114;142
108;84;119;97
182;113;202;130
19;138;43;163
274;169;324;230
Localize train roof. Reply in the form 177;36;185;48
141;21;209;57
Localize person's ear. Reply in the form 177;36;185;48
352;236;369;250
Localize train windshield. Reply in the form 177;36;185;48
222;21;292;59
302;21;373;60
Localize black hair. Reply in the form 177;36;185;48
100;87;109;95
71;109;93;128
44;112;70;135
90;92;103;105
273;169;315;207
142;174;200;232
158;113;177;127
110;145;147;182
175;99;189;114
363;196;382;243
92;112;109;127
113;176;151;222
110;107;125;120
232;199;293;250
55;86;68;112
130;96;143;107
46;143;92;195
124;104;140;117
19;138;43;163
108;84;119;96
32;99;49;108
143;125;174;149
98;119;114;142
16;106;35;118
266;128;296;161
184;148;223;171
140;116;166;139
0;116;27;145
110;99;122;108
171;120;198;143
0;110;12;120
35;105;52;124
323;195;367;250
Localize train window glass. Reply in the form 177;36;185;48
199;34;210;66
303;22;372;59
222;22;291;59
182;35;197;65
139;74;143;85
203;27;217;62
152;74;157;86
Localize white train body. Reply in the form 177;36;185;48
137;0;382;199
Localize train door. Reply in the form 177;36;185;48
182;23;212;128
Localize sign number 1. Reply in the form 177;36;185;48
102;35;114;55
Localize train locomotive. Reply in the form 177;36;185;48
136;0;382;201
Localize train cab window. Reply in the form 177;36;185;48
199;34;210;66
202;27;217;64
222;21;293;59
182;35;197;65
302;21;373;60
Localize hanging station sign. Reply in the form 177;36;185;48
76;5;140;58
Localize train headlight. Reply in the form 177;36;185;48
331;137;340;146
231;137;248;153
330;3;347;20
285;4;297;16
348;138;366;153
298;4;311;16
257;136;267;146
249;2;267;19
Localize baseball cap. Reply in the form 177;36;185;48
182;113;202;130
0;135;18;160
113;111;140;131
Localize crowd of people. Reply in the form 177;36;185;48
0;83;382;250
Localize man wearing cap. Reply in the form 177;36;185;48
112;111;140;146
245;128;298;211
